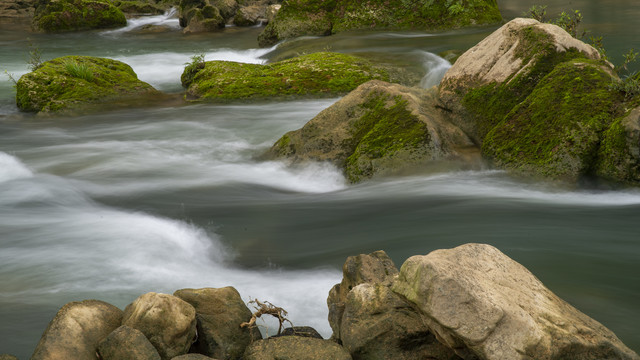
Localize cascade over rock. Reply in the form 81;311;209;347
392;243;640;360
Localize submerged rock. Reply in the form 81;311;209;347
174;287;260;360
122;292;197;360
16;55;160;114
181;52;391;102
264;80;481;183
243;336;352;360
97;325;162;360
31;300;123;360
32;0;127;32
258;0;502;47
392;243;640;360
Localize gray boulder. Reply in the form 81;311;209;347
174;287;260;360
392;243;640;360
243;336;352;360
265;80;481;183
97;325;161;360
122;292;197;360
31;300;122;360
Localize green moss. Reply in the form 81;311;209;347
184;52;390;101
258;0;501;46
33;0;127;33
16;55;158;113
463;26;588;141
345;93;430;182
113;0;166;14
481;60;622;181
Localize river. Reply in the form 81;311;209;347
1;1;639;358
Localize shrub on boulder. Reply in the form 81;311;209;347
32;0;127;32
16;55;160;114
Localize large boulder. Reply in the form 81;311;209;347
32;0;127;32
174;287;261;360
392;243;640;360
31;300;123;360
122;292;197;360
264;80;480;183
16;55;160;114
258;0;501;47
181;52;391;102
243;336;352;360
438;17;604;144
328;251;460;360
97;325;162;360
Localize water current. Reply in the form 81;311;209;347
1;1;640;358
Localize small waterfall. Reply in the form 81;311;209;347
101;7;180;35
419;51;451;89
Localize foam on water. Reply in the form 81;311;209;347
101;8;181;35
419;51;451;88
0;152;33;183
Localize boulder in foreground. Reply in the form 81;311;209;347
16;55;160;114
392;243;640;360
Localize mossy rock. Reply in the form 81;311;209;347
481;60;622;182
179;0;225;32
16;55;160;114
258;0;502;47
594;103;640;185
265;80;480;183
182;52;391;102
32;0;127;32
113;0;166;14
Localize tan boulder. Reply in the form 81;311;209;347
31;300;123;360
392;243;640;360
97;325;161;360
122;292;197;360
174;287;260;360
243;336;352;360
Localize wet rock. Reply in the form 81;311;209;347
174;287;260;360
258;0;501;47
265;80;481;183
16;55;160;114
233;4;264;26
243;336;352;360
272;326;323;339
122;292;197;360
32;0;127;32
31;300;123;360
179;0;225;33
392;243;640;360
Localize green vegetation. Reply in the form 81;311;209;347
181;53;206;88
32;0;127;32
183;52;390;101
345;93;430;182
16;55;158;113
258;0;502;46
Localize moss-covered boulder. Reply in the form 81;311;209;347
113;0;168;15
32;0;127;32
257;0;502;47
16;55;160;114
264;80;481;183
482;60;622;182
179;0;227;32
181;52;392;102
595;102;640;185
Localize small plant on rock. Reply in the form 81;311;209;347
240;299;293;336
181;53;205;88
526;4;547;22
553;9;585;39
27;39;44;71
64;60;95;82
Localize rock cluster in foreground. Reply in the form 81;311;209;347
6;244;638;360
267;18;640;186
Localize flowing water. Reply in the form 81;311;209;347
1;1;640;358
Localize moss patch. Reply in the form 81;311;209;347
345;93;430;182
16;55;159;114
258;0;501;46
33;0;127;32
482;60;622;182
183;52;390;101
